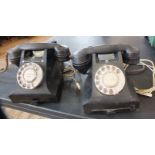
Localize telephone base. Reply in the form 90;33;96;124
9;93;60;104
9;80;63;104
83;70;140;114
83;99;139;114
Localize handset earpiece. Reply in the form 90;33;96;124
72;44;140;74
54;45;71;62
72;48;92;74
48;40;71;61
8;47;22;67
122;46;140;64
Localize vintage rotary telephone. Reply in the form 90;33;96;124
8;42;70;103
72;44;140;113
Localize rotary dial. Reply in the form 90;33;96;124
17;63;43;89
95;65;125;95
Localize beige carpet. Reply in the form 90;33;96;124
2;107;47;119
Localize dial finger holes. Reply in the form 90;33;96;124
95;81;100;86
112;66;115;71
106;65;110;70
95;75;99;80
22;84;26;88
97;70;101;75
101;67;105;71
109;89;113;95
99;85;103;91
24;64;28;67
116;69;120;74
103;88;107;93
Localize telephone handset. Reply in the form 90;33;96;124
8;42;70;67
72;44;140;113
8;42;70;103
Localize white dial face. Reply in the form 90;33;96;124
23;69;37;82
17;63;43;89
95;65;125;95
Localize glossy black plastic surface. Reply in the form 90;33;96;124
0;36;155;118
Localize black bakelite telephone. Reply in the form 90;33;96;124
72;44;140;113
8;42;70;103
